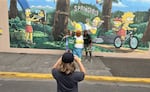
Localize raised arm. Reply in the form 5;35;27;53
52;56;62;69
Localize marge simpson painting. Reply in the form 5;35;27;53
8;0;150;53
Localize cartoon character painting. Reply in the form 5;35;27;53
120;12;137;40
71;21;83;32
70;17;104;34
25;8;38;44
113;12;139;49
90;17;104;34
38;10;46;23
34;9;46;24
112;17;122;32
113;12;136;41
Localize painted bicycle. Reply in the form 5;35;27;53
114;30;139;49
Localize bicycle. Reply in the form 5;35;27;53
114;30;139;49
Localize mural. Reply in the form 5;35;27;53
8;0;150;53
0;27;2;35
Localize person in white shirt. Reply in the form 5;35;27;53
73;30;84;60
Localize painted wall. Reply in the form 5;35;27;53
0;0;150;57
0;0;63;55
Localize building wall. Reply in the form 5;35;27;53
0;0;10;51
0;0;150;58
0;0;63;55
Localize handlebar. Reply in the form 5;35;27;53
127;30;134;35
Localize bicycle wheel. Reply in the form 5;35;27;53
114;36;122;48
129;36;138;49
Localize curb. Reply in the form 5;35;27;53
0;72;150;83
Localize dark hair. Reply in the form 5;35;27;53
62;52;74;63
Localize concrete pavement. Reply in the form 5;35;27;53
0;52;150;83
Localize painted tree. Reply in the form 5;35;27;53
101;0;119;33
52;0;70;41
9;0;18;19
142;17;150;43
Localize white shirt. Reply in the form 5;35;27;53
74;35;84;48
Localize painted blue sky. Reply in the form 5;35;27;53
8;0;150;12
112;0;150;12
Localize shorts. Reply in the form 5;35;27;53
73;48;83;59
84;44;92;52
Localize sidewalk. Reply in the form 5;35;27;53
0;52;111;76
0;52;150;83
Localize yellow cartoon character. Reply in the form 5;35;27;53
38;10;46;23
119;12;136;40
71;21;82;32
112;17;122;32
90;17;104;34
33;10;46;24
70;17;103;34
25;8;38;44
0;27;3;35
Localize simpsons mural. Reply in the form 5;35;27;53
7;0;150;53
0;27;2;35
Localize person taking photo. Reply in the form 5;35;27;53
52;52;86;92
